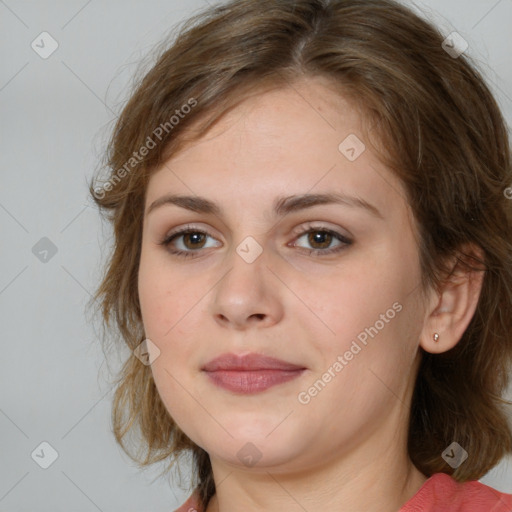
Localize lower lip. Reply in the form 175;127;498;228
203;369;305;394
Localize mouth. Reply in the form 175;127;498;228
201;352;306;394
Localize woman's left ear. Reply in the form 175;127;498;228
419;243;485;355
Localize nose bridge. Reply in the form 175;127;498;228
210;234;282;328
217;235;267;302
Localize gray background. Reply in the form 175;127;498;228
0;1;511;510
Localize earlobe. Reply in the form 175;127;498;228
419;244;485;355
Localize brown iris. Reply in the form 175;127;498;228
307;231;332;249
182;232;207;250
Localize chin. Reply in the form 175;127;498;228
200;423;307;467
209;440;298;471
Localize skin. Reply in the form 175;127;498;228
138;77;484;512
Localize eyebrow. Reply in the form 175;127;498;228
146;192;383;219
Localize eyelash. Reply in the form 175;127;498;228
159;223;353;259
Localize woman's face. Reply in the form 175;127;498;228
138;78;429;473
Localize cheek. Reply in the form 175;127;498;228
308;258;420;381
138;255;203;431
138;247;186;337
301;262;398;343
138;248;205;368
137;253;163;336
300;303;419;427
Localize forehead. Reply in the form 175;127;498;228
145;78;408;223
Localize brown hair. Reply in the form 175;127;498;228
88;0;512;508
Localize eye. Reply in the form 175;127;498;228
159;223;352;259
159;226;221;258
291;224;352;256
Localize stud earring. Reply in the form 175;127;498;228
433;333;440;342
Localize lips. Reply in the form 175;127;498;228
201;352;305;372
202;352;306;394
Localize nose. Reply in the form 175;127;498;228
209;247;284;330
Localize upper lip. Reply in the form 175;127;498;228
202;352;305;371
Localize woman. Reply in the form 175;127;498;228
89;0;512;510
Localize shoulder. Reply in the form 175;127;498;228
172;489;203;512
400;472;512;512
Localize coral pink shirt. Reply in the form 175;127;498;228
173;473;512;511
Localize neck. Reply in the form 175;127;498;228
204;423;427;512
